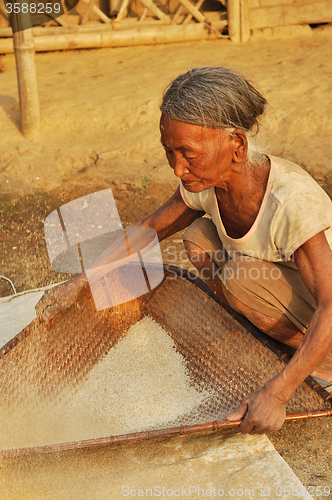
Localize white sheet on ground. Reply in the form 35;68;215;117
0;284;58;347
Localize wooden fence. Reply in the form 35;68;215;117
0;0;331;51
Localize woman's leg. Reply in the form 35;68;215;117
221;286;304;348
221;283;332;381
184;240;229;302
184;239;304;349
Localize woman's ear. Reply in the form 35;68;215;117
232;130;248;164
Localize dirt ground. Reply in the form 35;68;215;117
1;23;332;490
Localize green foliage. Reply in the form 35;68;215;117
141;176;151;189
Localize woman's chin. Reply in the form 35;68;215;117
182;181;209;193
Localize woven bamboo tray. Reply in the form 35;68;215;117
0;264;331;456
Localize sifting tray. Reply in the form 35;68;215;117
0;264;331;455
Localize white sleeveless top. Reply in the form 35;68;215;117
180;156;332;268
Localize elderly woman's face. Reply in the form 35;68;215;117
160;113;234;193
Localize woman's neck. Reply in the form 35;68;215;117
216;157;270;208
215;157;271;238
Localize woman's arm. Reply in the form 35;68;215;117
226;230;332;434
272;230;332;396
35;186;203;321
137;186;204;240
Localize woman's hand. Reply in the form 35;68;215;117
225;383;287;435
35;277;85;322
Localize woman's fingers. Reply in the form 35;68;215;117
39;304;59;322
35;280;83;322
225;400;248;421
35;291;56;318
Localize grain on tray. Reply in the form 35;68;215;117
0;316;214;449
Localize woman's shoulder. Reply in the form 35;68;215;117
267;156;332;258
269;155;330;206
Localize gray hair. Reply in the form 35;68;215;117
160;67;267;167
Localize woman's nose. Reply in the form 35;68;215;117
173;155;190;179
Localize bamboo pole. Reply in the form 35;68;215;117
0;22;165;37
170;5;183;25
240;0;250;43
227;0;240;43
139;7;148;22
227;0;249;43
0;14;224;37
81;0;97;24
139;0;171;24
109;0;122;16
116;0;130;22
183;0;205;26
10;8;40;138
179;0;205;23
81;0;111;23
1;409;332;457
0;21;228;53
0;21;163;38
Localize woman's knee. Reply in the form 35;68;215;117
184;240;213;270
221;257;281;292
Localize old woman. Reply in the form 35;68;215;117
37;67;332;434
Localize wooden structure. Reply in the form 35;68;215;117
228;0;332;42
0;0;228;52
0;0;331;140
0;0;331;51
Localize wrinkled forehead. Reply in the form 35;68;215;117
159;113;185;131
159;113;231;146
159;115;207;147
160;113;208;136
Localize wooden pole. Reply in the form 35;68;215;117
0;21;227;53
139;0;171;24
240;0;250;43
227;0;249;43
183;0;205;26
10;8;40;138
179;0;205;23
115;0;130;22
227;0;240;43
13;30;40;138
81;0;97;24
139;7;148;22
170;5;183;25
81;0;112;23
1;409;332;457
